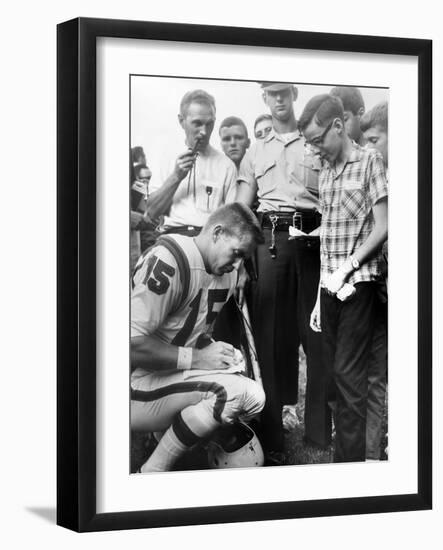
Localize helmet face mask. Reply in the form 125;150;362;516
207;422;264;469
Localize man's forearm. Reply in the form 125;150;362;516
131;335;237;373
131;335;180;371
324;200;388;295
340;200;388;277
348;199;388;270
352;226;387;268
236;180;257;207
145;173;183;220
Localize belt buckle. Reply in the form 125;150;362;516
269;214;278;227
292;212;303;232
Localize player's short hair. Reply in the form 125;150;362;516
253;113;272;131
179;89;216;117
298;94;345;131
360;101;388;133
134;163;150;179
330;86;365;115
219;116;248;136
206;203;264;245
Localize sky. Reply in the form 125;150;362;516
131;75;389;166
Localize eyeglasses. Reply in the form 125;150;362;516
255;127;272;139
306;119;335;147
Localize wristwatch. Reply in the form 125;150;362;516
350;255;360;270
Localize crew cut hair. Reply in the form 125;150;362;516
179;89;216;117
206;203;264;245
360;101;388;133
298;94;345;131
330;86;365;115
219;116;248;136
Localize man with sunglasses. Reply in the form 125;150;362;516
299;94;388;463
236;82;332;463
254;114;273;141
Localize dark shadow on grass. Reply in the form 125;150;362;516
26;507;56;524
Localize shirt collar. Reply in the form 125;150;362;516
347;141;363;163
326;141;362;178
265;127;302;145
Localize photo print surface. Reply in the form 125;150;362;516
129;75;389;474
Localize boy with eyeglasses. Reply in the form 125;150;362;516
299;94;388;463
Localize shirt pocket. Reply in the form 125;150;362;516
195;179;222;212
255;159;277;195
341;187;366;219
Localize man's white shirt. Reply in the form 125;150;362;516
149;142;238;228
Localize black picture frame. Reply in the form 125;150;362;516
57;17;432;532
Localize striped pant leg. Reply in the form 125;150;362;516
131;370;265;441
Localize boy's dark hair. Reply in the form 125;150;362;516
206;203;264;245
360;101;388;133
298;94;345;132
131;145;145;164
179;89;216;117
330;86;365;115
253;113;272;130
219;116;248;136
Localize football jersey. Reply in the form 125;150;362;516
131;234;237;348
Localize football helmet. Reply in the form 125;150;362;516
207;422;264;468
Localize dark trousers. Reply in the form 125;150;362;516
251;228;332;452
366;283;388;459
213;296;243;349
294;238;332;448
321;283;377;462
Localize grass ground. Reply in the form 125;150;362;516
131;347;387;472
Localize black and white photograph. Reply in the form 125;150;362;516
53;15;433;533
129;75;389;473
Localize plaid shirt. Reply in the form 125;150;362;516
319;143;388;286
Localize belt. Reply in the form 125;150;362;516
261;210;321;233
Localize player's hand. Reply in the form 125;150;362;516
235;262;249;308
310;300;321;332
192;341;236;370
173;150;197;181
